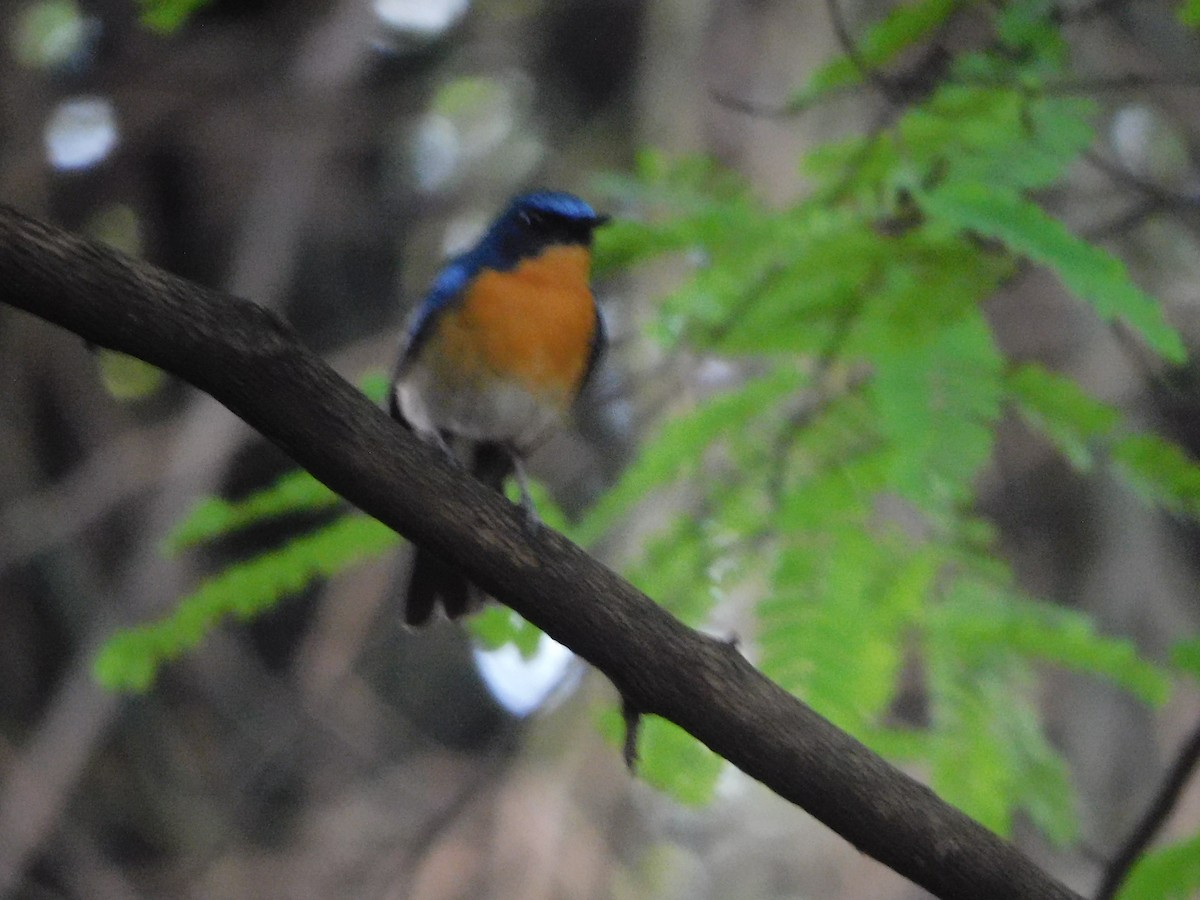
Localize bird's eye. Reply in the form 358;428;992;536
520;209;549;230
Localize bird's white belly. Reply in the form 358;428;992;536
395;362;565;451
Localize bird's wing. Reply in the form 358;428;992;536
389;256;474;423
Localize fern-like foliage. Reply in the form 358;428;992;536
916;182;1185;361
94;374;398;690
162;469;343;556
575;1;1195;822
96;513;398;691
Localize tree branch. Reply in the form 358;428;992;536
0;203;1083;900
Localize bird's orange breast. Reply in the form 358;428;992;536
432;245;597;405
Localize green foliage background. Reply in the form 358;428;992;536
96;1;1200;896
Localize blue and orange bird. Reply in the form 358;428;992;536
389;191;610;626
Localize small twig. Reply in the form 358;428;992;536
620;694;642;771
825;0;902;101
1082;198;1164;242
821;105;896;206
707;87;796;119
764;333;871;515
1095;716;1200;899
711;68;1200;121
1045;71;1200;94
1060;0;1135;23
1083;149;1200;211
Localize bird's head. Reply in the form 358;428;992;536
481;191;610;270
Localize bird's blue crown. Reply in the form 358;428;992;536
508;191;602;223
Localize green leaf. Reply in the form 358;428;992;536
1171;637;1200;681
1180;0;1200;28
773;389;888;533
96;514;398;691
901;88;1096;192
97;351;166;401
577;366;806;544
137;0;212;32
599;710;723;807
1007;368;1200;520
777;447;891;533
1007;364;1120;469
358;369;391;405
789;0;961;109
164;469;342;555
638;716;724;806
469;607;543;659
926;661;1019;837
801;132;904;207
625;515;716;626
708;215;888;354
918;182;1186;363
843;231;1011;354
759;530;930;734
592;152;755;278
1111;432;1200;519
935;580;1170;705
591;219;691;276
995;0;1054;45
163;372;387;554
927;638;1077;842
859;726;931;761
993;0;1067;70
1116;832;1200;900
92;626;173;693
866;312;1004;513
921;569;1174;842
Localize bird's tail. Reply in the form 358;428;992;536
402;441;513;626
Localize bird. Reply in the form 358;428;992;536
389;190;610;626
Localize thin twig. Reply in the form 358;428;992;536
1095;716;1200;900
620;695;642;771
1082;198;1164;241
707;87;796;119
1061;0;1134;23
710;68;1200;121
825;0;901;100
1083;149;1200;211
1046;71;1200;93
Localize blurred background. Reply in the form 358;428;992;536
2;1;1200;898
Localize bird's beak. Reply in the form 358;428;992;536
591;214;612;228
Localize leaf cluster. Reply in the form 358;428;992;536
581;0;1199;845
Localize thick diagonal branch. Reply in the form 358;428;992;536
0;203;1082;900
